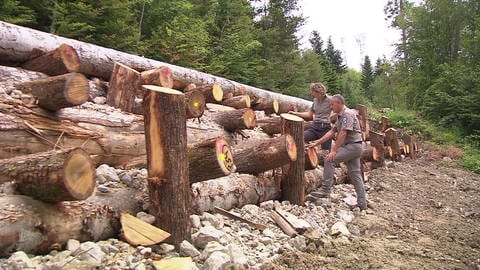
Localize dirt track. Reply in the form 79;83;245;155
264;156;480;269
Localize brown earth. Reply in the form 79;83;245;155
264;156;480;270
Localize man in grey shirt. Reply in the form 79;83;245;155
290;82;332;150
306;94;367;210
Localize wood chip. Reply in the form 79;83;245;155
153;257;196;270
120;212;170;246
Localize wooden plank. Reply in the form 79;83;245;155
269;211;297;237
214;207;266;231
120;213;171;246
275;209;312;233
153;257;196;270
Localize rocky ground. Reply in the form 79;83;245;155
1;153;479;269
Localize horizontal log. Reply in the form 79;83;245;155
0;21;311;111
22;43;80;76
211;108;256;132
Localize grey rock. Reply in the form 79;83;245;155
75;241;106;266
134;263;147;270
260;200;275;210
200;241;227;260
289;235;307;251
98;242;119;253
242;204;260;216
97;184;109;193
262;228;275;239
201;212;223;229
337;210;354;223
7;251;34;270
192;226;226;249
139;247;152;256
136;212;155;224
179;240;201;258
259;237;274;245
66;239;80;252
120;173;133;186
330;221;351;236
96;164;120;182
191;214;201;229
157;244;174;255
203;251;231;270
93;96;107;104
227;243;248;268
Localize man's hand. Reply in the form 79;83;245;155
288;111;296;115
326;151;336;162
306;140;320;149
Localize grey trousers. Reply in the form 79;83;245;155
321;143;367;208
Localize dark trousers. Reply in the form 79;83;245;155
304;122;332;150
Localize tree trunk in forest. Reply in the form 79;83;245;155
252;98;279;115
280;113;305;205
192;84;224;103
141;66;174;90
385;128;401;161
221;95;251;109
0;148;95;202
107;62;142;113
233;135;297;175
22;44;80;76
142;85;191;247
0;189;142;256
185;90;206;119
16;73;89;111
211;108;256;132
356;104;370;141
0;21;311;111
304;147;319;170
188;137;234;183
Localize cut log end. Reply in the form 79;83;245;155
212;83;224;102
215;137;235;176
305;147;318;169
58;44;81;72
273;99;280;114
143;85;183;95
141;66;174;88
63;148;96;200
242;108;257;128
65;73;89;105
185;90;206;119
286;134;298;162
280;113;303;122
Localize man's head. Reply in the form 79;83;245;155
310;82;326;98
330;94;345;113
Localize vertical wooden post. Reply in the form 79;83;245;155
385;128;401;161
142;85;191;247
369;131;386;167
356;104;370;141
107;62;142;113
280;113;305;205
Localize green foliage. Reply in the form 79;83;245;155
0;0;36;25
339;69;368;107
360;56;374;100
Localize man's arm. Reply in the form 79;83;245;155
290;110;313;121
325;129;347;161
306;129;335;148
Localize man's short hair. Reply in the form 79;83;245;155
331;94;345;104
310;82;326;92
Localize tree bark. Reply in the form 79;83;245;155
0;21;311;111
0;148;95;202
257;116;282;136
356;104;370;141
280;113;305;205
0;188;142;256
16;73;89;111
143;85;191;247
252;98;279;115
141;66;174;90
369;131;386;166
233;134;297;175
185;90;206;119
22;44;80;76
188;137;234;183
211;108;256;132
221;95;251;109
385;128;401;161
107;62;142;113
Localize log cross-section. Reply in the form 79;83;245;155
252;98;279;115
185;90;206;119
16;72;89;111
143;85;191;247
280;113;305;205
304;147;319;170
193;83;224;103
107;62;142;113
233;134;297;175
0;148;95;202
22;43;80;76
212;108;256;132
188;137;234;183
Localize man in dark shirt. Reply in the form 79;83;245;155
307;94;367;210
289;82;332;150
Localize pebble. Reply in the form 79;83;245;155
201;241;227;260
96;164;120;182
190;214;201;229
203;251;231;270
260;200;275;210
136;211;155;224
93;96;107;104
7;251;34;270
262;228;275;238
157;244;174;254
192;226;226;249
289;235;307;251
227;243;248;268
337;209;355;223
66;239;80;252
75;241;106;266
179;240;201;257
97;184;109;193
330;221;351;236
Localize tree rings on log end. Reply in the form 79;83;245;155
215;137;234;175
65;73;89;106
142;85;183;95
242;108;257;128
58;44;81;73
186;90;206;118
305;147;318;169
273;99;280;114
63;148;96;200
286;134;298;162
280;113;304;122
212;83;224;102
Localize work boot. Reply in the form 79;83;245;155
310;189;330;198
